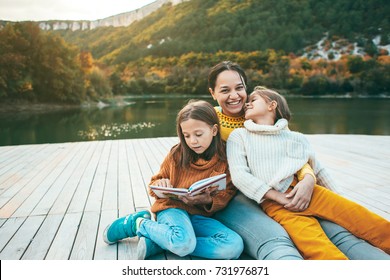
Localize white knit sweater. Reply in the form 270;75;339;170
226;119;338;204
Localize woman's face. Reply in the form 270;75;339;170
209;70;247;117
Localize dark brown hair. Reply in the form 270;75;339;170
208;61;248;91
250;86;291;122
173;100;226;168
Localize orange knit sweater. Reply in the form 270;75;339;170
148;147;237;217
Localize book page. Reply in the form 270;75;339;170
188;174;226;195
149;173;226;198
149;185;188;199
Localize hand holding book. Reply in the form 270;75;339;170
150;174;226;199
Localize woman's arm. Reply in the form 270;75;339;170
296;163;316;182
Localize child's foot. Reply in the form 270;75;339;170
103;210;151;244
137;236;164;260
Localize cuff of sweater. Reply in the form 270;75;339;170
297;163;317;183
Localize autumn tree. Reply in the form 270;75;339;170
0;22;86;103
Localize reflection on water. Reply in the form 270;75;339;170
0;96;389;146
78;122;156;140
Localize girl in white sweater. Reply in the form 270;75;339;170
226;86;390;259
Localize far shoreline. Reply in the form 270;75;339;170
0;94;389;114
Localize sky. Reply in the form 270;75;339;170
0;0;156;21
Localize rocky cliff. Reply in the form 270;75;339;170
38;0;189;31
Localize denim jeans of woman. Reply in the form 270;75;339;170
137;208;244;259
213;192;390;260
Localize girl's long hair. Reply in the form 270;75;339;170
172;100;226;168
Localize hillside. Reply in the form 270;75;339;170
1;0;389;104
56;0;390;64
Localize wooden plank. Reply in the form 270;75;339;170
138;138;166;174
21;214;64;260
117;140;135;217
0;145;17;160
0;144;61;207
0;217;25;252
0;145;30;166
45;212;82;260
10;142;82;218
65;141;105;214
0;143;78;218
83;141;111;213
101;140;118;212
133;139;156;185
310;142;390;182
48;141;99;215
30;142;90;216
308;135;390;165
0;145;49;195
125;140;151;209
70;211;100;260
0;215;45;260
0;136;389;261
93;209;118;260
157;137;178;153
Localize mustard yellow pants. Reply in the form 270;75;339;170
261;185;390;260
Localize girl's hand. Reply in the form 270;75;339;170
284;174;314;211
155;178;173;188
272;191;293;206
179;189;213;206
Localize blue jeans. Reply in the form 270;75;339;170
213;192;390;260
137;208;244;259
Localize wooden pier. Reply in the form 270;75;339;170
0;135;389;260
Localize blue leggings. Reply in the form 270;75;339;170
137;208;244;259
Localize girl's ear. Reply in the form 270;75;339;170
268;100;278;111
209;88;217;100
212;124;218;136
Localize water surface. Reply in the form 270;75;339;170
1;96;389;146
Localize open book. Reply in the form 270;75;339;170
150;173;226;199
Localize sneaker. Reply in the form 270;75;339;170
103;210;151;244
137;236;164;260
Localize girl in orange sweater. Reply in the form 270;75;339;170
103;100;243;259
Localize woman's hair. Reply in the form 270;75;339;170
250;86;291;121
173;100;226;168
208;61;248;91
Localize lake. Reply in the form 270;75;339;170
1;96;389;146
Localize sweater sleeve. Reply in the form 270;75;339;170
296;162;316;183
227;129;271;204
